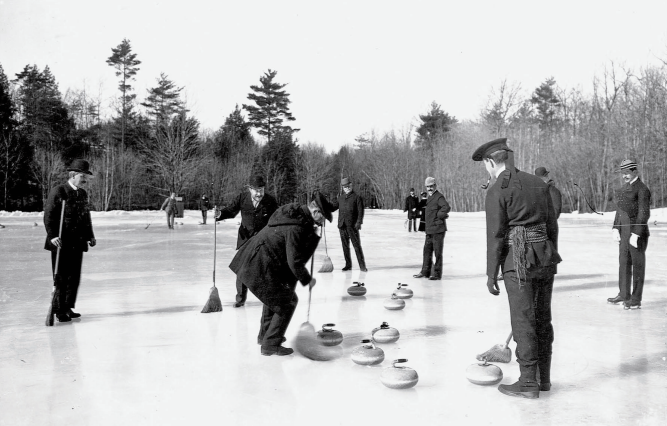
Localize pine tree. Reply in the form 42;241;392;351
415;101;457;154
530;77;562;131
141;73;185;128
243;69;299;144
214;104;254;161
106;39;141;148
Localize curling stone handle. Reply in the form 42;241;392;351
361;339;371;343
353;281;365;287
380;322;390;329
322;323;336;330
393;359;408;367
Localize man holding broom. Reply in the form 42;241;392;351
229;192;333;356
472;138;561;399
44;159;96;323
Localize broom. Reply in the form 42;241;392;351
318;222;333;273
476;331;513;363
201;205;223;313
46;200;66;326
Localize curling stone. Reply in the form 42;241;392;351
372;322;400;344
317;323;344;346
347;281;367;296
465;361;503;385
383;294;405;310
351;339;385;365
295;322;342;361
394;283;413;299
380;359;419;389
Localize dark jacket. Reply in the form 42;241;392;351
331;190;364;229
216;190;278;249
404;195;419;219
424;190;451;234
485;167;561;279
161;196;177;213
418;197;427;231
613;178;651;239
198;196;210;211
43;183;95;252
229;203;320;306
546;179;562;219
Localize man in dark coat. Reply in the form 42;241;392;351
473;138;561;399
198;194;211;224
403;188;419;232
229;192;333;356
417;191;427;232
43;159;97;322
216;175;279;307
331;177;367;272
535;167;562;219
607;159;651;310
413;177;451;280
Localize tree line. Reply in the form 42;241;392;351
1;39;665;213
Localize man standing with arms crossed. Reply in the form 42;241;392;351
472;138;561;399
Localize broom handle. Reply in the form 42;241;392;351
307;255;314;322
323;222;328;255
54;200;66;279
212;205;217;287
503;331;513;348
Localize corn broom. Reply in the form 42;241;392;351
46;200;66;326
317;222;333;273
201;205;222;313
476;331;512;363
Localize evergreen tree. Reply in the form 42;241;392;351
0;63;28;209
243;69;299;144
141;73;186;128
530;77;562;131
255;129;299;204
214;104;254;161
106;39;141;148
415;101;457;153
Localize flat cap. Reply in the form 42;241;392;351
619;159;638;171
471;138;513;161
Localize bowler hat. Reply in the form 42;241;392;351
471;138;513;161
248;175;266;188
619;159;638;171
409;188;415;192
311;191;333;222
534;167;549;177
67;159;93;175
341;177;351;187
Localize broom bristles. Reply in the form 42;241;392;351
318;256;334;273
476;343;512;363
201;286;223;313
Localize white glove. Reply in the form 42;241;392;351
629;233;639;248
612;229;621;243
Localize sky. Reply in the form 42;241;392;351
1;0;667;152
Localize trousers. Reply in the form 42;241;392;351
50;249;84;314
339;226;366;269
236;275;248;304
258;293;298;348
618;236;649;303
166;210;175;228
421;232;445;278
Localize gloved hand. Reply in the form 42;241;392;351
612;229;621;243
629;233;639;248
50;237;61;248
89;238;96;247
355;223;362;231
214;207;221;220
487;277;500;296
309;278;317;290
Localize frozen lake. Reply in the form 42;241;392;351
1;208;666;426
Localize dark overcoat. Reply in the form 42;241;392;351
332;190;364;229
613;178;651;239
217;190;278;249
198;196;210;211
485;167;561;278
44;183;95;252
546;179;563;219
404;195;419;219
229;204;320;306
424;190;451;234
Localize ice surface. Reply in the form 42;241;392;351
1;208;666;426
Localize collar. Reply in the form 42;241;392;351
493;163;507;179
68;181;78;191
630;176;638;185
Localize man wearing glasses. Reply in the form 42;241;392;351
216;175;278;307
413;177;450;280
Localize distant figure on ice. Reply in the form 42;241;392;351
198;194;211;224
215;175;278;307
403;188;419;232
413;177;450;280
43;159;97;322
417;191;427;232
607;159;651;310
330;177;367;272
534;167;562;219
229;192;333;356
472;138;561;399
160;192;177;229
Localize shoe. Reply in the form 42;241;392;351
68;309;81;318
234;302;245;308
56;313;71;323
360;267;368;272
607;295;625;305
261;346;294;356
498;381;540;399
540;383;551;392
342;266;352;271
428;276;441;281
257;337;287;345
624;301;641;310
413;273;426;278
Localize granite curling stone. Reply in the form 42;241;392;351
317;323;344;346
465;361;503;385
351;339;385;366
295;322;343;361
380;359;418;389
372;322;400;344
347;281;367;296
383;293;405;310
394;283;413;299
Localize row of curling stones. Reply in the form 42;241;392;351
351;342;418;389
383;284;413;310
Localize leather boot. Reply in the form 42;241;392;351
499;365;540;399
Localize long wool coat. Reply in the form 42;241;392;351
229;203;320;307
43;183;95;252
